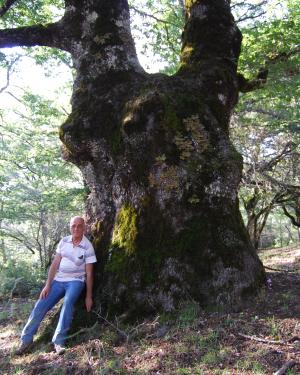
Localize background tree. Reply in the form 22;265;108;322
231;121;299;249
0;77;84;269
281;195;300;228
235;0;300;247
0;0;272;315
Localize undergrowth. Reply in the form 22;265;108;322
1;246;300;374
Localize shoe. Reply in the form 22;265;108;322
54;344;66;355
15;341;33;355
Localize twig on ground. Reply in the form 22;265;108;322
238;333;293;346
128;315;161;339
264;265;297;273
92;309;161;343
273;359;296;375
288;336;300;343
92;309;129;342
67;322;98;340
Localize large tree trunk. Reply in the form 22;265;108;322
0;0;265;315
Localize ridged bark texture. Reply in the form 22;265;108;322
59;0;265;315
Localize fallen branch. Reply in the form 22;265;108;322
92;309;161;343
92;309;129;342
273;359;296;375
264;265;297;273
238;333;293;346
67;322;98;340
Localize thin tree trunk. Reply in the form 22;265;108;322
0;202;7;263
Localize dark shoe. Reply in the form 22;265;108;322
54;344;66;355
15;341;33;355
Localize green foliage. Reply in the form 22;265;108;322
129;0;184;74
230;1;300;244
0;0;64;28
0;50;6;62
0;61;83;267
0;0;299;287
0;1;71;71
266;315;281;340
198;330;220;351
0;89;83;220
27;47;73;73
177;302;200;327
237;0;300;135
239;0;300;75
0;259;45;298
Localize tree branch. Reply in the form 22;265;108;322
163;23;178;56
130;5;179;28
180;0;241;72
0;62;11;94
237;73;266;93
262;142;297;172
0;55;21;94
231;1;244;10
0;228;35;254
0;0;19;17
261;172;300;192
0;22;68;51
238;107;286;120
237;10;266;24
231;0;268;23
282;205;300;227
5;91;26;105
238;46;300;93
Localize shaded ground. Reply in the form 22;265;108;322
1;245;300;374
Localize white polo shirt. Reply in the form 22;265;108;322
54;235;97;282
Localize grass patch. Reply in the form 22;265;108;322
177;302;201;327
235;358;267;374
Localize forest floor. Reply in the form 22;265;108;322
1;245;300;375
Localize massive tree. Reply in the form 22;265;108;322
0;0;266;315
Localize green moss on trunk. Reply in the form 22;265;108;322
111;204;138;255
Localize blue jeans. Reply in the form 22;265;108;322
21;280;85;346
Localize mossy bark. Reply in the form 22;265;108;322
59;0;265;315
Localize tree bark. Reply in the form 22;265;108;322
0;0;265;315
